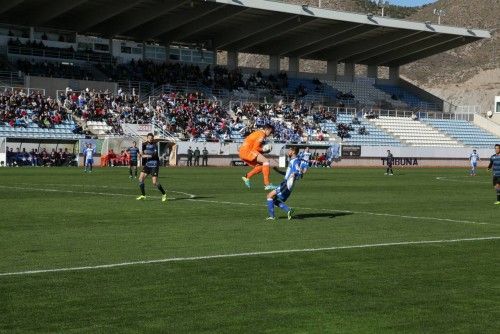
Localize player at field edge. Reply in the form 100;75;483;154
239;124;278;190
136;133;167;202
469;149;479;176
127;141;141;179
83;143;95;173
385;150;394;175
487;144;500;205
266;146;304;220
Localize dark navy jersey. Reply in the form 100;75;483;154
142;142;159;168
387;153;394;164
128;147;140;161
489;154;500;177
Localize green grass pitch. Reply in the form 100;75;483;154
0;166;499;333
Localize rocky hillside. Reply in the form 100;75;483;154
401;0;499;85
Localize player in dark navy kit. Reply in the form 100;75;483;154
385;150;394;175
127;141;141;179
136;133;167;202
487;144;500;205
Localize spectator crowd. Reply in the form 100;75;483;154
0;89;70;129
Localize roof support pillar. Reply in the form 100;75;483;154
344;62;355;82
367;65;378;79
227;51;238;70
327;60;338;81
165;45;170;62
389;66;399;83
289;56;299;75
269;55;280;73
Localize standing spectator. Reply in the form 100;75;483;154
202;147;208;167
61;148;69;166
30;149;39;166
194;147;200;167
187;147;193;166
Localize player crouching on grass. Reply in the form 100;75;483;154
136;133;167;202
487;144;500;205
266;146;304;220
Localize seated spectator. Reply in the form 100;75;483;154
358;126;368;135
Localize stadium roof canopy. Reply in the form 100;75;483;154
0;0;491;66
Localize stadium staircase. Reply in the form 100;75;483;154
370;116;462;147
85;121;112;136
422;118;500;148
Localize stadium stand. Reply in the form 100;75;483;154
0;88;84;139
423;118;500;148
371;116;462;147
0;0;492;152
321;114;402;146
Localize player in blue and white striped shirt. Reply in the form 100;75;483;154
487;144;500;205
83;143;95;173
469;149;480;176
297;147;311;174
266;147;303;220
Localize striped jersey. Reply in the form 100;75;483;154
489;154;500;177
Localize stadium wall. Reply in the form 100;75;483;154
24;76;117;97
173;142;494;168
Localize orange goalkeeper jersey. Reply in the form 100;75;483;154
240;130;266;153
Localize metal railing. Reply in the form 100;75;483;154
7;46;113;63
0;85;45;95
0;70;24;86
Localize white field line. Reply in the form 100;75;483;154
0;185;195;200
0;184;493;225
0;236;498;277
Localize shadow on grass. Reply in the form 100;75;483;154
293;212;353;220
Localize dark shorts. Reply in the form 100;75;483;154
387;162;393;167
276;181;292;202
142;166;159;177
129;160;138;167
493;176;500;186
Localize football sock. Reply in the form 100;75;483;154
157;184;166;195
496;189;500;201
246;165;262;179
129;168;132;176
139;181;145;196
263;162;270;185
267;199;275;217
277;201;290;213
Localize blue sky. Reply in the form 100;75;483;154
389;0;437;6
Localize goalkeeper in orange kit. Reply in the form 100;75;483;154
239;124;278;190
